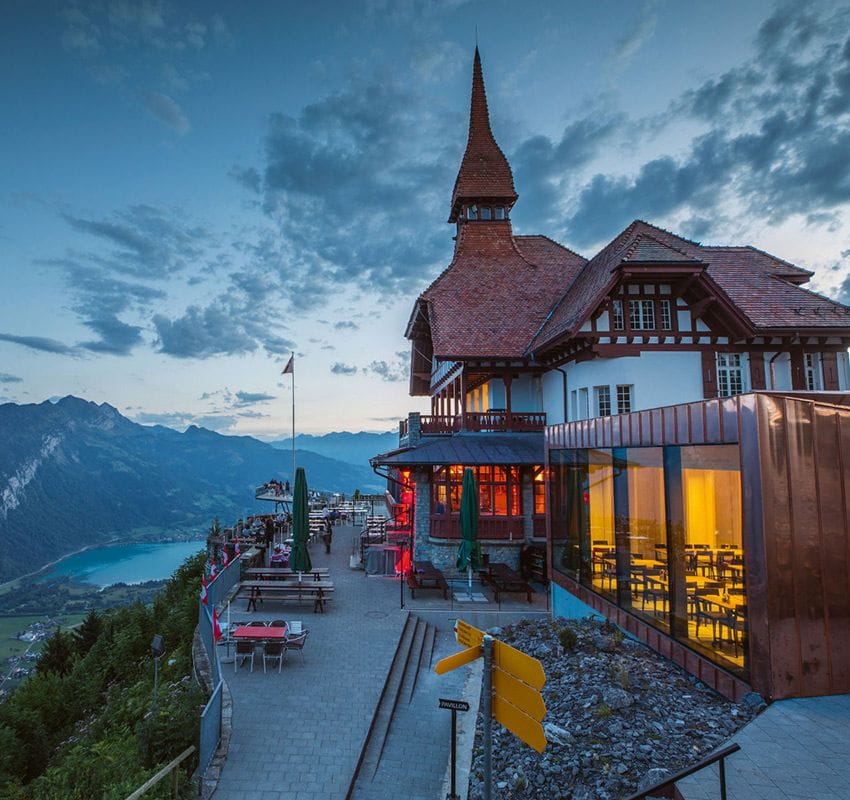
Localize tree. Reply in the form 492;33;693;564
74;608;102;656
36;628;74;677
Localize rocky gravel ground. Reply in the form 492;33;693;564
468;617;764;800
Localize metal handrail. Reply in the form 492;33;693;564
124;746;196;800
623;742;741;800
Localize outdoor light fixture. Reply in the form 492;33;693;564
150;634;165;710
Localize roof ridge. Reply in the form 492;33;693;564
514;233;587;262
623;231;699;262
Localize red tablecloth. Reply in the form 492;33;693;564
232;625;287;640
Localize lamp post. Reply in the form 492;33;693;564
399;536;408;610
150;634;165;710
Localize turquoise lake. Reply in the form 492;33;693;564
39;541;207;588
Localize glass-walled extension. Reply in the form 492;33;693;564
549;443;747;676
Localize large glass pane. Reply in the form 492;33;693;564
678;445;746;673
549;451;585;581
620;448;668;628
586;451;616;599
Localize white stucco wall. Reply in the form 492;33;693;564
560;350;703;420
542;370;566;424
764;352;792;390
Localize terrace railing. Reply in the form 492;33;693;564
416;411;547;435
198;680;223;775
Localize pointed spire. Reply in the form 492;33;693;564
449;47;518;223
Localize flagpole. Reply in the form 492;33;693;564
290;350;296;483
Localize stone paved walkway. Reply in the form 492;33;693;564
678;694;850;800
211;525;553;800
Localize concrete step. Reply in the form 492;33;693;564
348;615;435;797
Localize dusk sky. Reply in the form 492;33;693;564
3;0;850;437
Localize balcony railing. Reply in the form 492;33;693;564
419;411;547;435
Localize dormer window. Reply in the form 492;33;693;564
494;206;506;220
480;206;492;220
467;205;478;220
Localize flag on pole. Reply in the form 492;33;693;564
234;540;241;557
282;354;294;374
200;575;208;605
209;561;218;581
222;548;230;569
212;608;222;642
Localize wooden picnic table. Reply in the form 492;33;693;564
479;562;534;603
240;579;335;613
245;567;329;581
407;561;448;599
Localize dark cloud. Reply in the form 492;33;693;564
554;4;850;247
234;391;275;405
246;74;456;301
330;362;358;376
364;351;409;382
0;332;78;355
80;317;144;355
143;91;190;133
153;303;257;358
61;205;209;279
334;321;358;331
0;373;22;384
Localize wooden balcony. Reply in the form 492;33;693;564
420;411;547;434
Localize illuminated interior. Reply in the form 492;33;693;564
550;444;747;675
431;465;521;516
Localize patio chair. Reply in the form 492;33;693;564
284;630;309;664
287;620;303;635
235;640;255;672
270;619;287;629
263;641;285;673
247;620;267;627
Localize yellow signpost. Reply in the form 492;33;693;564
434;644;482;675
492;666;547;721
492;695;547;753
493;640;546;690
455;619;484;648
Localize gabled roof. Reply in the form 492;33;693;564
413;225;587;359
529;220;850;355
371;431;543;467
448;48;517;223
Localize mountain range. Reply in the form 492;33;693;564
0;397;387;582
269;430;398;467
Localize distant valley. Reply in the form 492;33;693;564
0;397;389;582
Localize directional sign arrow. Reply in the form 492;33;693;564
493;640;546;690
455;619;484;649
434;644;482;675
492;666;547;722
493;695;547;753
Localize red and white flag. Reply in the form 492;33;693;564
212;608;222;642
209;561;218;581
222;549;230;569
234;540;241;557
200;575;208;606
281;354;294;375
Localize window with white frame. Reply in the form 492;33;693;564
629;299;655;330
660;299;673;331
595;385;611;417
716;353;744;397
616;384;633;414
804;353;821;390
612;300;625;331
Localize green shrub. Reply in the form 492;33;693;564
558;627;577;651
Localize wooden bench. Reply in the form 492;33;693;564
407;561;448;599
244;567;329;581
479;563;534;603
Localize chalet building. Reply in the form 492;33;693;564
371;48;850;698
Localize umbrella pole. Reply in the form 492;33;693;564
468;566;473;600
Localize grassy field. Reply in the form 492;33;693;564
0;613;88;663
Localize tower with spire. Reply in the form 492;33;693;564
449;47;518;229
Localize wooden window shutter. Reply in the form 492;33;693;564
789;349;805;390
822;352;839;390
702;350;718;398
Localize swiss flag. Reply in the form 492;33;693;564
209;562;218;581
212;608;222;642
234;540;241;557
222;549;230;569
200;575;208;606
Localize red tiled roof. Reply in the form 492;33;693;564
530;221;850;354
420;225;586;359
449;48;517;223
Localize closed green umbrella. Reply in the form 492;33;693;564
456;467;482;599
290;467;312;580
